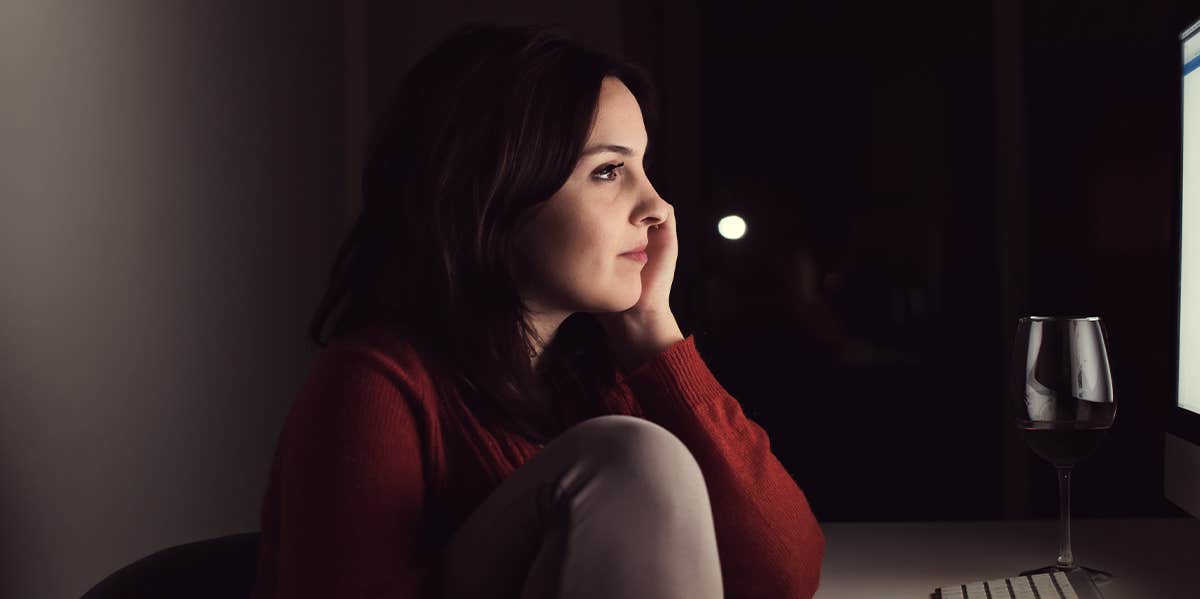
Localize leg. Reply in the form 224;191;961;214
440;415;723;599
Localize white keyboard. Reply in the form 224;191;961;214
933;570;1103;599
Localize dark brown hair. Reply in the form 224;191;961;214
308;22;660;443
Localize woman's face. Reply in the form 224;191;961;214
515;77;670;318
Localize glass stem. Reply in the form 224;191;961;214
1056;467;1075;569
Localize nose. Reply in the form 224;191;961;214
634;182;670;228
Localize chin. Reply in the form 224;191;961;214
570;278;641;313
611;293;642;312
580;291;640;314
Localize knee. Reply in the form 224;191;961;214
566;415;704;485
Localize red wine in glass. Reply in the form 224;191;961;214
1009;316;1117;584
1017;420;1111;468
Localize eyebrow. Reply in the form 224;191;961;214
579;143;640;157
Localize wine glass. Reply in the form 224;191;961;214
1009;316;1116;583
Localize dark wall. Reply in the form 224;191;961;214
618;0;1196;521
690;0;1005;522
1020;1;1189;520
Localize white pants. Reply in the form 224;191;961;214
441;415;724;599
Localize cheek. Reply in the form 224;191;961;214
565;235;622;286
520;212;592;287
552;227;606;284
519;205;636;308
542;209;604;262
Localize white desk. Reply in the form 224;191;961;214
816;518;1200;599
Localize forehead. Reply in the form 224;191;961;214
589;78;647;144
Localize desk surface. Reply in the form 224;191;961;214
815;518;1200;599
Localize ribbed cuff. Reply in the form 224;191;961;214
620;335;727;416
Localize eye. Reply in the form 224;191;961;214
593;162;625;182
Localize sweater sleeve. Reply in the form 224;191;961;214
613;335;825;599
269;347;436;599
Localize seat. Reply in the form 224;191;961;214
80;532;260;599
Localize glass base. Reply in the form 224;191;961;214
1018;564;1113;585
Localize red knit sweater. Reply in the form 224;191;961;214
251;323;824;598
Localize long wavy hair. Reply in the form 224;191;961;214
308;22;661;444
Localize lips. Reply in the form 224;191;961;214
619;241;648;264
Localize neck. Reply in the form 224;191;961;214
525;305;571;371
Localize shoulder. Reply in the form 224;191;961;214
277;324;447;495
326;322;433;378
307;322;442;414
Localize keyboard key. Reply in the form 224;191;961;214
1011;576;1034;595
1051;571;1080;599
965;581;987;598
1031;573;1063;598
985;579;1013;598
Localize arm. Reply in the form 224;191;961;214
272;348;435;598
611;335;826;599
593;206;823;596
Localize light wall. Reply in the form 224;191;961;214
0;2;622;598
0;3;345;597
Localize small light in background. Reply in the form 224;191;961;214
717;214;747;240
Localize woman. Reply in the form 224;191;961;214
251;21;824;599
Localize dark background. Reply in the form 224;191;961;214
601;0;1196;522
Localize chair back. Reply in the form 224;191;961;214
81;532;260;599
